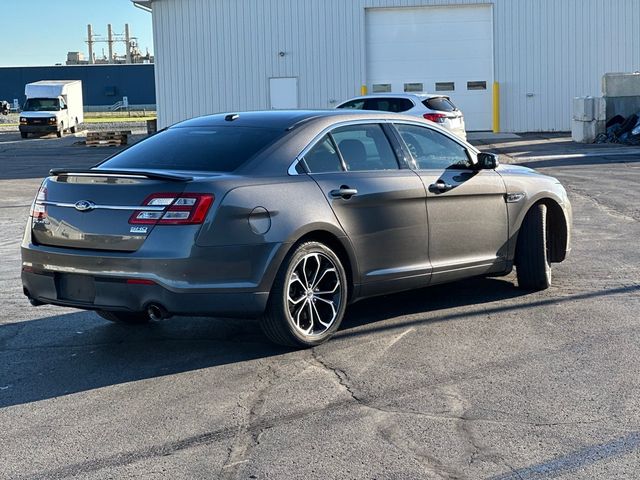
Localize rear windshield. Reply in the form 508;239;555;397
423;97;457;112
99;126;283;172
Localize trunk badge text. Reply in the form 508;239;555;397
74;200;96;212
130;226;148;234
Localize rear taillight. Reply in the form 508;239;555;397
30;186;48;220
129;193;214;225
423;113;447;123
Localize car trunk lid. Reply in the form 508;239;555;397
31;169;194;252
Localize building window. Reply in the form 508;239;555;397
467;81;487;90
372;83;392;93
404;83;423;93
435;82;455;92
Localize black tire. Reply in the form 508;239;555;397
97;310;150;324
56;123;63;138
20;132;28;139
261;241;348;348
515;203;551;291
70;124;77;134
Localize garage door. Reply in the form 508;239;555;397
366;5;494;131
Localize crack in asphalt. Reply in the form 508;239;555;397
219;362;279;480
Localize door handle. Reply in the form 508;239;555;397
330;186;358;199
429;180;454;193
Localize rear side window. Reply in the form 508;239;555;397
423;97;457;112
303;135;344;173
395;124;471;170
337;99;366;110
331;124;399;171
365;98;414;113
99;126;283;172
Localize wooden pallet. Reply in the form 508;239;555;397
85;130;131;147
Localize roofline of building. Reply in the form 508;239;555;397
131;1;152;12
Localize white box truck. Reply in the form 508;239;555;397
19;80;83;138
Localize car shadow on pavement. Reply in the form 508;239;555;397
0;276;523;409
519;155;640;169
340;276;524;335
0;311;288;409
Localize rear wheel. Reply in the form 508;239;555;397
97;310;150;324
20;132;28;139
516;203;551;290
261;242;348;347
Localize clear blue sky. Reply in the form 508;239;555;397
1;1;153;66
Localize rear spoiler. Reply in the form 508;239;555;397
49;168;193;182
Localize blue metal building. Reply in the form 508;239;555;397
0;64;155;109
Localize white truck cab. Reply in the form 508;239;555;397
19;80;84;139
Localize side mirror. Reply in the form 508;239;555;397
62;104;68;110
477;152;499;170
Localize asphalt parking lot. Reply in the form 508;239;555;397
1;131;640;479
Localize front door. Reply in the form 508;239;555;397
393;122;508;284
301;123;430;296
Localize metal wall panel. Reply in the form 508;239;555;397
0;64;155;107
152;0;640;132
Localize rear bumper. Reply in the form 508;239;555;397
22;270;269;318
21;239;290;319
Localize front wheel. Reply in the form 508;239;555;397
261;242;348;347
515;203;551;290
56;123;63;138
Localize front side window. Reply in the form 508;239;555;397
303;135;344;173
395;124;472;170
331;124;399;172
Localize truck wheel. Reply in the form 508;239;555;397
20;132;28;139
56;123;63;138
515;203;551;291
260;241;348;348
70;118;78;133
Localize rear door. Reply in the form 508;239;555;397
392;122;508;284
302;123;430;295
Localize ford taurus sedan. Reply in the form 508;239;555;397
21;111;571;347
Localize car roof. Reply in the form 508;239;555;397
339;93;449;102
171;109;435;130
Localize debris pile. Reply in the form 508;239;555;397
596;114;640;145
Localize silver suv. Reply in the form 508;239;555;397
337;93;467;140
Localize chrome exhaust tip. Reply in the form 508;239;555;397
147;304;168;321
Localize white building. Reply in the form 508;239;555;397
134;0;640;132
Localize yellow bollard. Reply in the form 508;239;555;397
361;85;368;96
493;81;500;133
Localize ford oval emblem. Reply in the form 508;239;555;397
74;200;95;212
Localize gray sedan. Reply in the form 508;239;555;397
21;111;571;347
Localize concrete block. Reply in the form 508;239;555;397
594;97;607;121
573;96;594;121
602;72;640;97
572;119;605;143
605;96;640;121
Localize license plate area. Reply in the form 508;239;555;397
56;273;96;303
